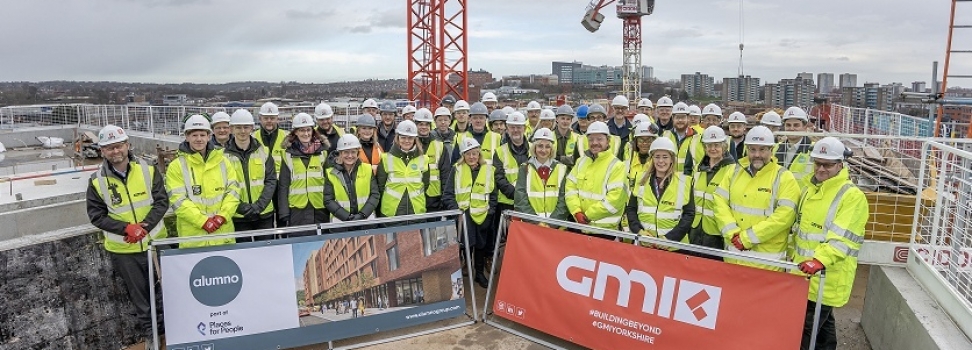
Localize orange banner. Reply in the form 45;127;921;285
493;221;809;350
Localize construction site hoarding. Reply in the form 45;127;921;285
158;220;466;350
491;221;809;350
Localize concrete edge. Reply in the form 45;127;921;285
0;223;97;252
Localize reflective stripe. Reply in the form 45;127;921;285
605;181;625;191
726;244;786;260
720;222;739;235
385;188;403;199
178;156;230;216
795;246;816;257
828;240;859;257
470;206;489;214
714;187;729;199
828;223;864;244
778;198;796;210
798;231;827;242
289;186;325;195
745;227;760;244
731;204;774;217
602;200;619;214
592;215;622;225
103;223;162;244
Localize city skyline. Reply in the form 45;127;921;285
0;1;958;85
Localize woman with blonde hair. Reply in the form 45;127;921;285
624;137;695;249
443;137;497;289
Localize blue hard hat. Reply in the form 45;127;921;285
576;105;590;119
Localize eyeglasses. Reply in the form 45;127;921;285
814;161;841;170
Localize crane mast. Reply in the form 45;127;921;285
582;0;654;103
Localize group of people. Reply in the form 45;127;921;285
87;93;865;350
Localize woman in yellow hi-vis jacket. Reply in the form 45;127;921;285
376;120;430;218
443;137;497;289
624;137;695;250
277;113;330;232
166;114;240;248
323;135;380;226
513;127;568;221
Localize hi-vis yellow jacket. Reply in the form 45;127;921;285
712;157;800;271
166;143;240;248
565;150;629;230
791;168;868;307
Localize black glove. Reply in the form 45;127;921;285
243;204;262;218
349;213;364;221
237;203;252;216
278;215;290;227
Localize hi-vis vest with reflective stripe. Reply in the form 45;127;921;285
525;163;568;218
359;143;384;175
634;173;691;245
326;162;373;213
664;130;697;174
782;146;813;187
92;161;167;253
167;149;238;248
380;152;428;217
457;131;502;161
284;152;327;209
692;163;736;234
225;145;274;218
495;141;528;205
426;140;445;197
565;152;629;230
625;150;652;187
792;169;868;307
453;162;495;224
254;128;288;175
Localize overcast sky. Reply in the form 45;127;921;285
0;0;965;85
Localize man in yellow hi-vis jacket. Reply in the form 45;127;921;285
565;121;629;238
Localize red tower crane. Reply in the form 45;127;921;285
581;0;655;103
407;0;468;107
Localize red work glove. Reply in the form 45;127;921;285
202;217;220;233
731;234;746;251
212;215;226;227
124;224;148;243
537;166;551;182
574;212;590;225
798;258;825;275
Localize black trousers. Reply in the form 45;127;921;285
801;301;837;350
461;213;495;276
110;252;162;334
687;227;725;261
234;216;276;242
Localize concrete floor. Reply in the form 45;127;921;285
129;266;873;350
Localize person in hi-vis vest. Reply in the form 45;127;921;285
624;137;696;251
86;125;168;347
376;120;431;218
223;109;277;237
443;137;498;289
167;114;241;249
277;113;330;232
323;135;380;231
513;127;569;221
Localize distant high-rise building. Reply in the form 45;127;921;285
573;65;623;86
764;76;816;108
722;75;760;104
840;83;893;111
642;66;654;81
681;72;715;98
797;72;814;81
817;73;835;94
912;81;927;93
839;73;858;88
467;69;494;100
552;61;583;85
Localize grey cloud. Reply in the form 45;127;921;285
779;39;800;48
348;25;372;34
372;9;405;28
659;27;703;39
831;56;851;61
122;0;211;7
285;9;336;20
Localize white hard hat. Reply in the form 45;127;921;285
656;96;674;107
539;109;556;120
433;107;452;118
745;126;776;146
702;104;722;117
649;137;677;155
633;122;658;138
506;112;527;126
702;126;727;143
502;106;515;115
482;92;498;102
315;102;334;119
727;111;747;124
291;113;316;129
782;106;809;122
632;114;651;126
811;137;846;161
586;121;610;136
526;101;542;110
459;137;481;154
415;108;435;123
637;98;654;108
362;99;378;109
230;109;255;125
454;100;471;111
612;95;629;107
760;111;783;127
335;134;362;151
396;120;419;137
259;102;279;116
672;102;690;115
401;105;417;115
532;127;555;142
184;114;212;133
688;105;702;117
98;125;129;146
211;111;231;125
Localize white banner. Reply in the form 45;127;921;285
161;245;300;345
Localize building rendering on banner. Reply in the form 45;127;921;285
302;229;461;310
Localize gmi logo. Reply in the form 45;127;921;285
556;255;722;330
189;256;243;307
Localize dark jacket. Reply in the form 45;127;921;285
276;138;329;225
318;126;342;153
624;171;696;242
223;136;277;221
377;122;397;154
420;136;453;212
323;158;380;221
729;138;746;161
494;137;530;201
451;127;489;164
376;144;430;217
607;117;633;151
86;155;168;243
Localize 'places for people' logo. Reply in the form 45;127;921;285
189;256;244;307
557;255;722;330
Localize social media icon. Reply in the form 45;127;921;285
202;344;215;350
515;307;525;319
